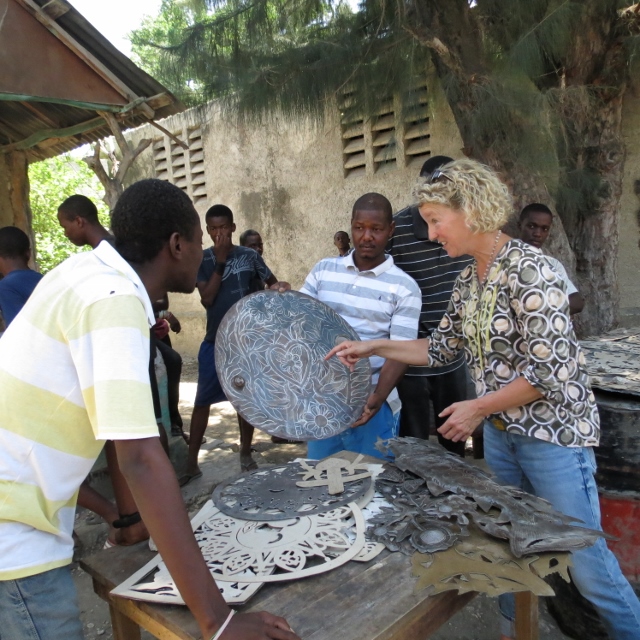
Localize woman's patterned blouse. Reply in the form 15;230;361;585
427;239;599;447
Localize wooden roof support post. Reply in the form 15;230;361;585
0;150;36;266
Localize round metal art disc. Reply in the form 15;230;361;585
213;464;372;521
215;291;371;441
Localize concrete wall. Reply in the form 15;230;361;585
126;72;640;352
127;80;464;356
618;79;640;328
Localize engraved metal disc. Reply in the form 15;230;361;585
215;290;371;441
213;463;372;521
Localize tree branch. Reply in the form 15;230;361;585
98;111;131;156
116;138;152;183
83;141;110;191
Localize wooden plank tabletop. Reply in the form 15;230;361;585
81;533;476;640
81;450;478;639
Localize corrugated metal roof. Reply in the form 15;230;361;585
0;0;184;161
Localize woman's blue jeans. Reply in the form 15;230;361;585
484;422;640;639
0;565;83;640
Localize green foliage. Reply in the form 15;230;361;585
133;0;635;216
131;0;425;120
130;0;211;105
28;154;109;273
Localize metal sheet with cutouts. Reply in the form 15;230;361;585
411;530;572;597
112;499;367;604
213;462;372;521
214;291;371;441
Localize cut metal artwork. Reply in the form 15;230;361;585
366;499;468;555
111;501;266;605
111;556;263;606
215;291;371;441
296;455;371;495
327;492;389;563
580;328;640;397
195;501;366;584
213;462;372;521
411;530;573;597
375;438;608;558
113;499;366;605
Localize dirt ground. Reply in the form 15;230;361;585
74;356;572;640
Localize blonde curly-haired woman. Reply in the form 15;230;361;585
328;159;640;640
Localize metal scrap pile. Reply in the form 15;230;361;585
367;437;607;558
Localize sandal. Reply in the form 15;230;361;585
178;470;203;487
240;456;258;472
271;436;303;444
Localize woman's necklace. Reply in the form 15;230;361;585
471;229;502;372
478;230;502;285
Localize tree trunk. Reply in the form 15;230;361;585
442;87;623;337
562;88;625;337
405;0;629;337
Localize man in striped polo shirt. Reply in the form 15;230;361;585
301;193;421;460
0;180;298;640
388;156;473;456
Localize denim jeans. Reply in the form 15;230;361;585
484;422;640;639
307;402;399;460
0;565;84;640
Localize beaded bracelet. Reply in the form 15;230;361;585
209;610;235;640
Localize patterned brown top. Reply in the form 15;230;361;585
427;239;600;447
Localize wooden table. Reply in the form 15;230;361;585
81;450;540;640
81;531;539;640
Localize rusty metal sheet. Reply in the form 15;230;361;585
215;291;371;441
377;438;608;558
580;328;640;398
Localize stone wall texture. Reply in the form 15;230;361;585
123;77;640;355
126;80;464;356
618;80;640;327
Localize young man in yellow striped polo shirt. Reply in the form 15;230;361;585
0;180;298;640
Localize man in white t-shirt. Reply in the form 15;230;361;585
0;180;298;640
519;203;585;315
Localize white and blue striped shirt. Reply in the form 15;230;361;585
300;253;421;414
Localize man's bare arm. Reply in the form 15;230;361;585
352;359;408;427
198;274;223;308
199;234;232;307
115;437;299;640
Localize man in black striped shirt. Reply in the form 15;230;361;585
388;156;472;456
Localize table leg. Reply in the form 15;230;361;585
109;602;142;640
514;591;538;640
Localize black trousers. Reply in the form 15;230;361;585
397;365;469;457
153;337;183;428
